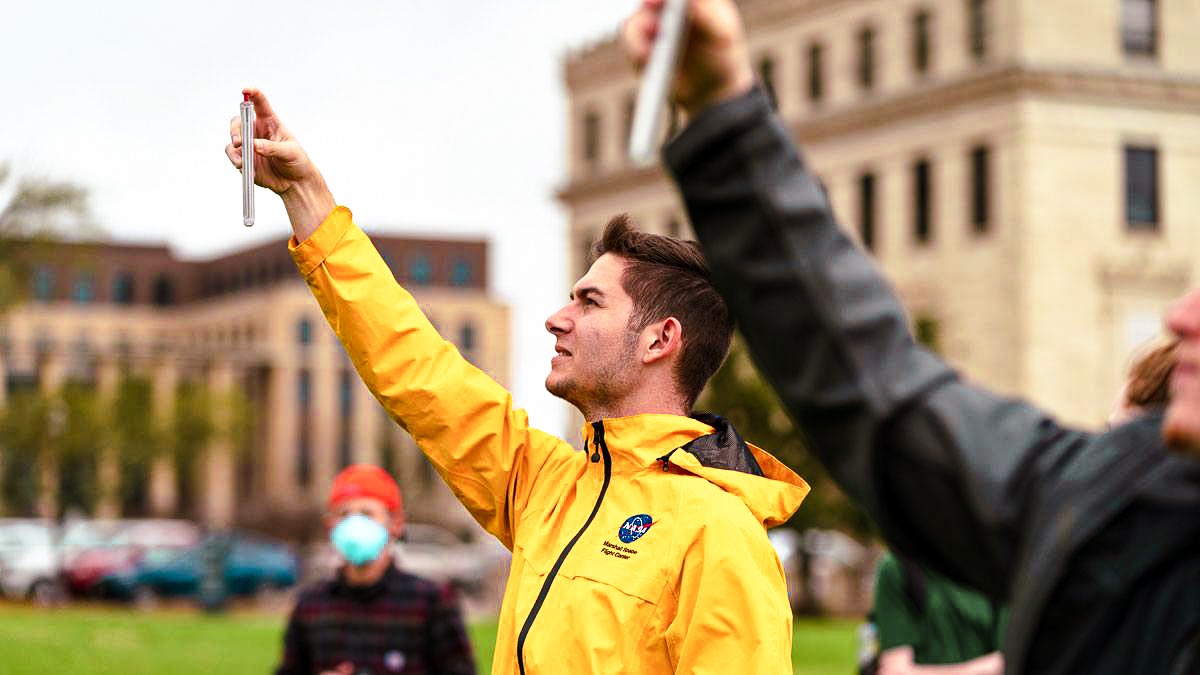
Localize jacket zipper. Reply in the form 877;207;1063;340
516;420;612;675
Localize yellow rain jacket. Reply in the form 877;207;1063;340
291;207;811;674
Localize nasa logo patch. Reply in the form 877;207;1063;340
618;514;655;543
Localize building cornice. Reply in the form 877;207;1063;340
792;65;1200;144
558;65;1200;204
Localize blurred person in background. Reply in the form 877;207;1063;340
225;87;808;672
276;465;474;675
622;0;1200;672
866;552;1005;675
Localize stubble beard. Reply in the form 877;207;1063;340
545;330;641;420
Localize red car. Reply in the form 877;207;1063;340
60;519;200;597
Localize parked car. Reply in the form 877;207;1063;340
395;523;510;595
61;519;200;596
0;519;63;604
96;531;298;602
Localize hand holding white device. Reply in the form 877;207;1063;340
627;0;690;166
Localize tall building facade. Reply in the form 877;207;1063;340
560;0;1199;429
0;232;508;536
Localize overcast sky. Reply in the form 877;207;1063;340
2;0;643;438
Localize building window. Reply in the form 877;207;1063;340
297;317;313;345
450;257;473;287
913;158;933;244
1125;146;1159;231
459;322;477;353
807;42;825;103
915;315;941;353
858;27;877;90
32;267;55;302
757;54;777;107
968;0;987;61
152;275;174;307
72;272;95;304
859;172;877;252
583;108;601;169
1122;0;1157;56
970;145;991;234
408;254;432;285
112;272;135;305
913;10;932;75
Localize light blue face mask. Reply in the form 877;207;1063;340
331;514;391;566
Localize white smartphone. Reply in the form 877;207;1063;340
627;0;690;166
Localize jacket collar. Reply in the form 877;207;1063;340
581;413;810;528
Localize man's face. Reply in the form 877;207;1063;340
325;496;403;540
1164;287;1200;452
544;253;642;411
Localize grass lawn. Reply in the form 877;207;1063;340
0;603;855;674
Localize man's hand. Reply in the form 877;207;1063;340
622;0;755;118
225;88;335;241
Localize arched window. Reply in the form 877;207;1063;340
408;254;432;285
72;272;95;304
32;267;55;302
112;272;136;304
152;275;175;307
451;257;473;287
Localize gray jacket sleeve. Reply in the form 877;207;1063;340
664;87;1091;599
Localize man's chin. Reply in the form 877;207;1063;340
1163;404;1200;454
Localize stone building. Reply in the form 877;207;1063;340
0;231;507;536
559;0;1199;428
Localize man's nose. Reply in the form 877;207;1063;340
545;307;572;335
1166;288;1200;338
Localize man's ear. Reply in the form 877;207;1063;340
642;317;682;365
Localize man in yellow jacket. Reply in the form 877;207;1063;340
224;79;808;674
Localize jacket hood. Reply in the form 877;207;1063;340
582;413;810;528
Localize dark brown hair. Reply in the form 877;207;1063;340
595;214;733;407
1126;340;1178;409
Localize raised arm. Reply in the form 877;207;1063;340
624;0;1089;597
225;90;573;549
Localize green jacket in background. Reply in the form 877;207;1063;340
874;553;1006;664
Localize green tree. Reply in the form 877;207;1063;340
0;163;92;312
0;389;50;515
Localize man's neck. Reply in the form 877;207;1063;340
342;551;393;587
578;392;689;423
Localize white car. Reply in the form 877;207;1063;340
0;519;63;604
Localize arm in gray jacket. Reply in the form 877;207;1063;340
664;87;1091;599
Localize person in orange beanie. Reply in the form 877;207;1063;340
276;465;475;675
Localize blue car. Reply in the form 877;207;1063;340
98;532;297;602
